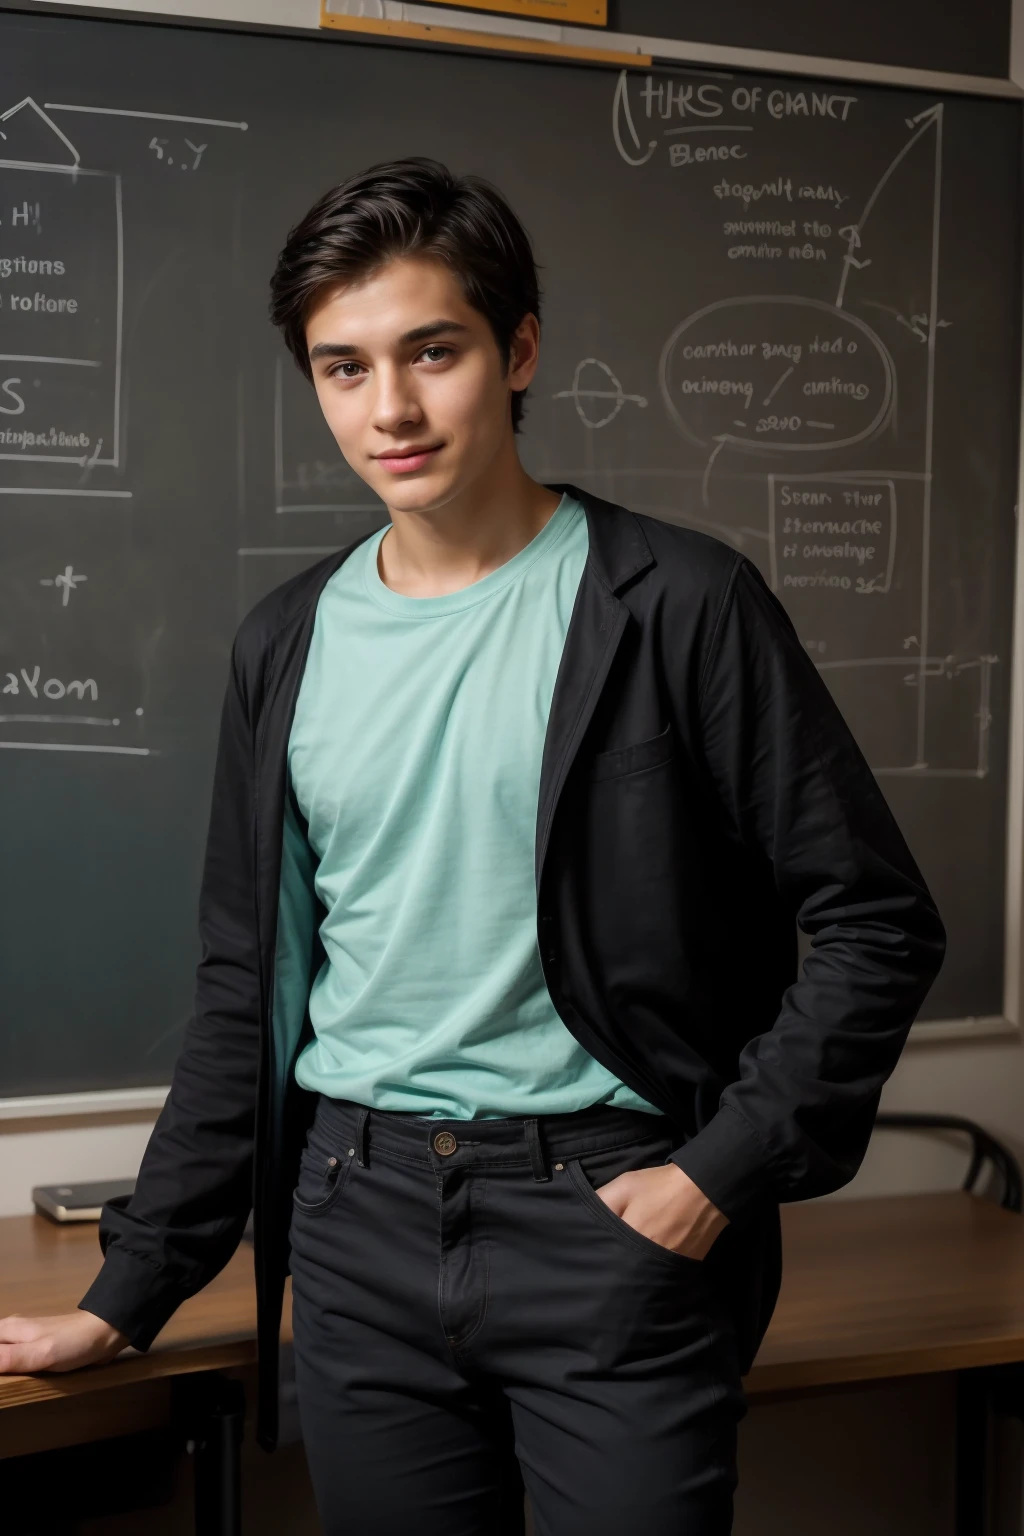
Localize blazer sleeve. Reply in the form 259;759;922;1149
668;552;947;1223
77;631;262;1349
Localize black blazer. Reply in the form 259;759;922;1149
79;483;946;1449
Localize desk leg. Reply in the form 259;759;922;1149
955;1368;990;1536
180;1373;246;1536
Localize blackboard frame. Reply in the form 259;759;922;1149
0;0;1021;1118
2;0;1022;99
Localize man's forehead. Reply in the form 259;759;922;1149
307;259;467;324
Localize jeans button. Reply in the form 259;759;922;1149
433;1131;457;1156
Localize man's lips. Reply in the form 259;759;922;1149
375;444;443;473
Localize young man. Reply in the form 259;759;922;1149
0;158;945;1533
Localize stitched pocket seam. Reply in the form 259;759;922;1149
292;1151;354;1216
566;1156;706;1273
589;723;675;782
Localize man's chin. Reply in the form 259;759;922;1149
373;471;460;515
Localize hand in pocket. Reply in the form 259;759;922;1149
593;1161;728;1262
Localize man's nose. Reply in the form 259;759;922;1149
372;366;422;429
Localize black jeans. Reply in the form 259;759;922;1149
288;1094;749;1535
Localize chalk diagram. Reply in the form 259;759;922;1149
617;93;992;779
0;98;122;468
0;94;245;756
39;562;86;604
553;357;647;429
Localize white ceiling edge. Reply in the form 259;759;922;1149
30;0;322;24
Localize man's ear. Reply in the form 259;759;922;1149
508;313;541;389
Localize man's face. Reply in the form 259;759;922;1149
304;254;527;514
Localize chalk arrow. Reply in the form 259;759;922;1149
836;102;942;307
906;104;942;129
702;436;726;510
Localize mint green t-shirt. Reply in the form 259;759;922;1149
286;491;660;1120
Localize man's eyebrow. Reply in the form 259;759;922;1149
308;319;471;363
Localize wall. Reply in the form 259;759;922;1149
0;1110;159;1218
26;0;320;24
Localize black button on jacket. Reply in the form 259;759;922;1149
78;484;946;1450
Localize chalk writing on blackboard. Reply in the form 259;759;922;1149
552;357;647;429
38;563;87;605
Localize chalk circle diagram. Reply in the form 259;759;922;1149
658;295;896;454
553;357;647;429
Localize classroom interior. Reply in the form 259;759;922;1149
2;0;1024;1531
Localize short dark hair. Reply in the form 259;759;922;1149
269;156;542;433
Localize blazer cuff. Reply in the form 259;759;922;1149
77;1247;189;1353
668;1104;775;1222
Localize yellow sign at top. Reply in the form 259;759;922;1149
426;0;607;22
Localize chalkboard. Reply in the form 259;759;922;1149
0;11;1019;1097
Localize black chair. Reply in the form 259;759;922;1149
873;1110;1022;1212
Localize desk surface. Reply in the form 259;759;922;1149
2;1189;1023;1411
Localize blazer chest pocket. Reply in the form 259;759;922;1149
589;722;675;783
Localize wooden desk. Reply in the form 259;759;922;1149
2;1190;1023;1530
751;1188;1024;1536
0;1214;285;1422
751;1188;1024;1391
0;1215;289;1533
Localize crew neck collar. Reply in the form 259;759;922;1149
362;491;578;618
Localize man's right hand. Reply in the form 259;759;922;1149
0;1309;130;1374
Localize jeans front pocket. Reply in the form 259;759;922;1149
292;1138;354;1216
565;1137;710;1276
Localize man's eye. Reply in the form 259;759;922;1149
332;362;362;378
421;346;452;363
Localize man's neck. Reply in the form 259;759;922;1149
376;463;562;600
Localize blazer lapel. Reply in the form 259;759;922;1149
534;483;655;888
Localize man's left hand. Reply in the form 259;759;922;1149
594;1162;729;1261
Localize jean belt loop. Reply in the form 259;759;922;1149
354;1105;370;1169
524;1117;550;1182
